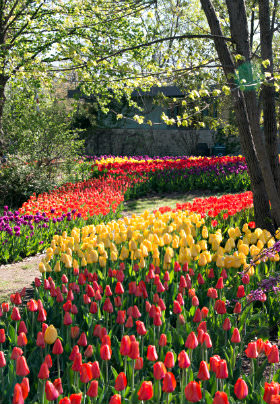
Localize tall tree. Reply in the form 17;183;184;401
199;0;280;230
0;0;152;154
75;0;280;230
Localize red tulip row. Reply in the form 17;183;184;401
92;156;246;176
0;250;279;404
19;174;147;219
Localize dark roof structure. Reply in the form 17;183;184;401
131;86;185;97
68;86;185;100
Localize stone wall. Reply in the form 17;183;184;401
85;128;215;156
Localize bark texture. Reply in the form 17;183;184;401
200;0;280;230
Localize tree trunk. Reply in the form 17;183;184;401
0;74;7;156
225;0;280;227
259;0;280;194
200;0;274;229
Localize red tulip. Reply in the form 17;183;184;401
237;285;245;298
214;300;227;314
91;361;101;379
197;273;205;284
162;372;176;393
138;381;153;401
216;359;228;379
69;393;82;404
84;345;93;358
69;345;79;361
12;383;24;404
0;350;6;369
234;302;242;314
207;288;218;299
178;350;191;368
53;339;63;355
173;300;182;314
135;357;144;370
115;282;124;294
90;302;98;314
216;277;224;289
115;372;127;391
263;382;280;403
18;321;28;335
159;334;167;347
16;356;30;376
59;397;71;404
0;329;5;344
164;351;175;368
72;353;82;372
17;332;28;347
197;360;210;380
120;336;131;356
128;341;140;360
53;378;63;395
147;345;158;361
109;394;122;404
202;333;212;348
64;312;72;325
18;378;29;400
234;378;248;400
267;345;280;363
11;307;21;321
256;338;264;354
87;380;98;397
38;362;49;379
193;308;202;323
11;347;23;360
71;326;80;339
77;332;87;347
136;321;147;336
210;355;221;373
44;354;52;368
153;361;167;380
213;391;229;404
185;332;198;349
185;381;202;402
201;307;209;319
125;316;133;328
231;328;241;343
100;344;111;360
271;396;280;404
223;318;231;331
116;311;126;324
80;363;93;383
245;342;258;358
45;381;59;401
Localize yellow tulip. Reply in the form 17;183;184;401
38;262;46;273
44;325;58;344
54;261;61;272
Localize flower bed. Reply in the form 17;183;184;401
89;155;250;196
1;175;144;264
0;208;279;403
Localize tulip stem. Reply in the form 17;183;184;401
106;360;108;385
132;360;135;391
157;379;161;402
84;383;87;404
166;392;170;404
41;380;46;404
57;356;60;379
181;369;186;404
124;356;127;375
251;359;255;392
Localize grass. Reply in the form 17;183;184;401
123;191;226;216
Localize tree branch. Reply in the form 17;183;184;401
95;32;234;63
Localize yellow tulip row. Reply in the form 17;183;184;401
38;209;280;275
